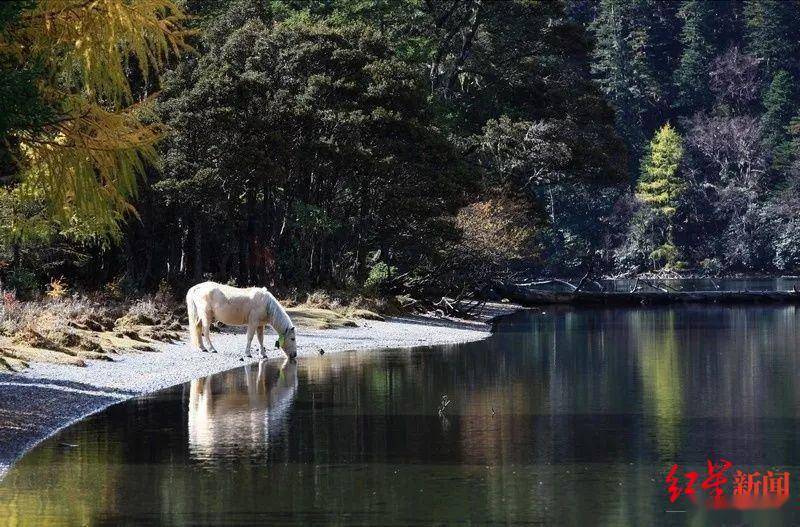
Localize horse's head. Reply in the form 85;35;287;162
276;326;297;359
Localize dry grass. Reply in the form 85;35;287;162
279;290;398;330
0;293;182;372
293;290;400;318
285;307;357;330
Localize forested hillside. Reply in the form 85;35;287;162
1;0;799;301
586;0;800;276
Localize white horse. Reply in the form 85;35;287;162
186;281;297;358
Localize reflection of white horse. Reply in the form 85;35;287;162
188;358;298;460
186;281;296;358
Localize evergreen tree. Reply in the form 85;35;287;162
158;19;469;285
761;70;795;166
744;0;798;80
673;0;716;115
590;0;668;162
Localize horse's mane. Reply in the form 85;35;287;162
264;290;293;334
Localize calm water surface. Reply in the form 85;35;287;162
3;306;800;525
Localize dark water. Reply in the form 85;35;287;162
3;306;800;525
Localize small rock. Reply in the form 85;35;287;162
83;319;104;332
318;348;325;355
79;339;103;352
122;330;144;342
57;331;82;347
67;321;90;331
137;314;157;326
97;316;116;331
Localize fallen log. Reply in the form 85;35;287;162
499;283;800;306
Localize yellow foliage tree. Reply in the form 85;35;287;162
636;123;684;217
636;123;684;268
0;0;190;237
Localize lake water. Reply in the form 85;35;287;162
2;306;800;525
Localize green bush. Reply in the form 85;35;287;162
5;267;41;298
364;262;396;294
700;258;722;276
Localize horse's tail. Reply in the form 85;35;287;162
186;289;202;349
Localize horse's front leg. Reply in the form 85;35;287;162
244;323;256;358
256;325;267;358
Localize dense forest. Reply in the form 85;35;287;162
1;0;800;300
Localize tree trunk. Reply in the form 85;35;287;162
244;188;256;285
355;181;368;281
193;216;203;282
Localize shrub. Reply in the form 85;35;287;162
699;258;723;276
364;262;396;294
46;278;69;299
774;220;800;273
5;268;41;298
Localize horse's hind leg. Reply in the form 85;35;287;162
202;313;218;353
244;324;256;358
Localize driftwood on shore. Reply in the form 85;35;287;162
499;283;800;306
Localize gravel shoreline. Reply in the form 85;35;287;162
0;304;519;475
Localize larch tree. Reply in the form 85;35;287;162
0;0;190;238
636;123;684;267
